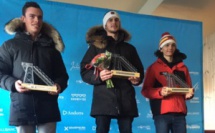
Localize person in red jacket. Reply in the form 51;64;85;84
141;32;194;133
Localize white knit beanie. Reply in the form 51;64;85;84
103;11;120;29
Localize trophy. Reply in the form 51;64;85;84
111;54;140;78
85;51;140;88
21;62;57;92
161;72;193;94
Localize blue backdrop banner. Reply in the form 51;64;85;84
0;0;203;133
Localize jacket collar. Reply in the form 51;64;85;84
157;58;185;70
4;18;65;52
86;25;131;49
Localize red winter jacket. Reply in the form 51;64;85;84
141;58;192;117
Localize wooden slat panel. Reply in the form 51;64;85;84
204;33;215;130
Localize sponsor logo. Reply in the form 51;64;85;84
190;97;200;103
64;126;86;131
0;128;16;132
189;71;199;75
92;126;96;131
58;96;64;100
187;112;200;115
71;93;86;101
76;80;84;84
187;124;201;129
76;80;89;85
70;61;80;71
92;126;112;131
62;110;84;116
146;110;152;118
137;125;151;130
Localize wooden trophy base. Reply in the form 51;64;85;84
111;70;140;78
21;83;57;92
166;87;193;94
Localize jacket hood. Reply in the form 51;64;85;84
86;25;131;49
4;18;65;52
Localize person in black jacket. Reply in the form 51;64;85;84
80;11;144;133
0;2;69;133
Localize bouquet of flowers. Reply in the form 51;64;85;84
85;51;114;88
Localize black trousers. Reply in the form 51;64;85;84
95;115;134;133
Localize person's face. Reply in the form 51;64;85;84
21;7;43;36
105;17;120;34
160;42;176;57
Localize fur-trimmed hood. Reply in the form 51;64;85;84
4;18;64;52
86;25;131;49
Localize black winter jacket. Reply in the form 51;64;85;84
0;18;69;126
80;26;144;118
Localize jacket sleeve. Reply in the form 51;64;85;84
52;50;69;93
185;66;192;87
141;65;163;99
80;45;103;85
184;65;194;100
0;42;17;92
129;46;144;85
